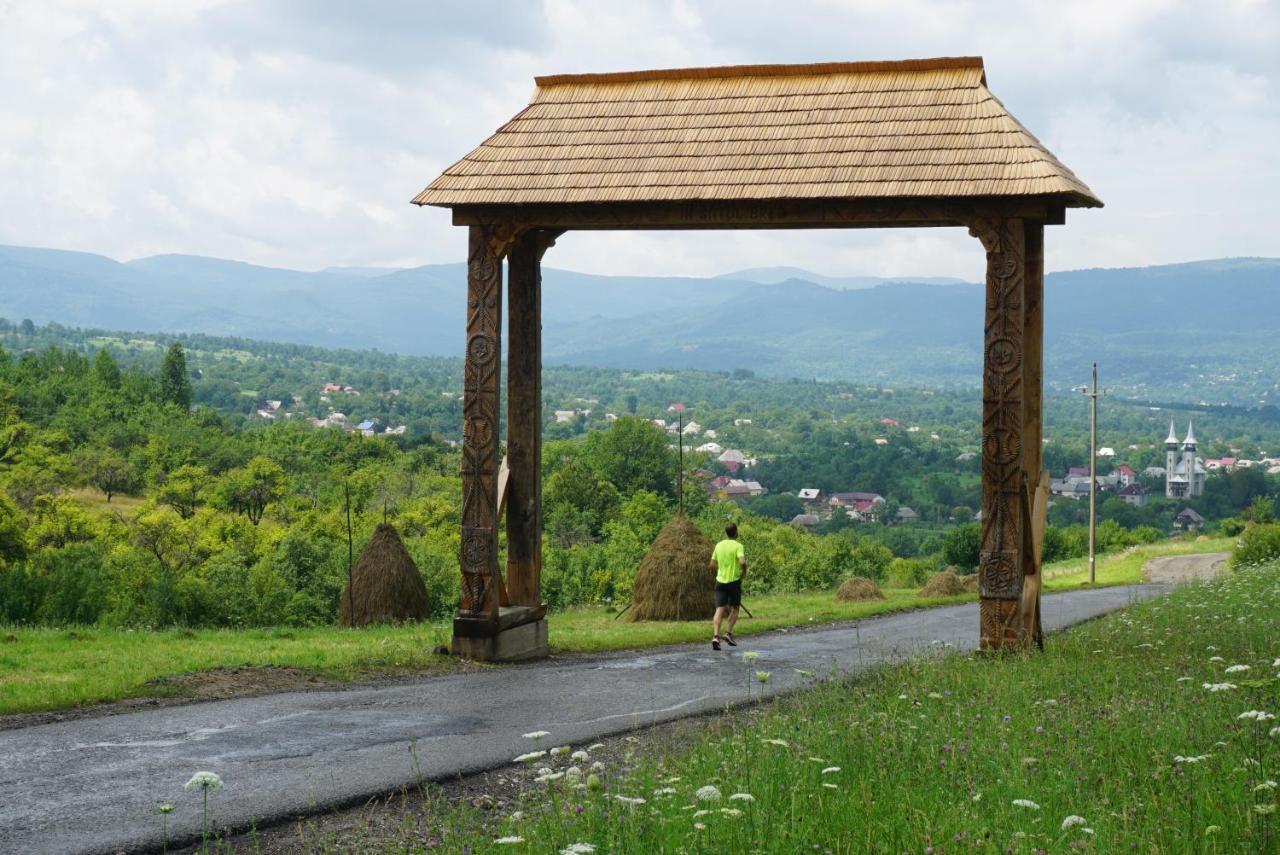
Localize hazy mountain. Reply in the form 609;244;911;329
719;266;968;289
1;243;1277;401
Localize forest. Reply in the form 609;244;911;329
1;319;1277;630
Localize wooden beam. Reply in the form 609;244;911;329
451;197;1071;232
454;224;511;635
1020;221;1045;647
505;229;553;608
970;216;1027;651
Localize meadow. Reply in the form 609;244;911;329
294;556;1279;854
0;538;1229;718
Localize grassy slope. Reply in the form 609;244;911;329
0;538;1231;716
416;561;1280;854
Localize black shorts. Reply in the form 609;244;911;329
714;580;742;608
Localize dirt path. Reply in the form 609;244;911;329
1143;551;1229;584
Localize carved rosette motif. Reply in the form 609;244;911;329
458;223;515;617
969;216;1027;607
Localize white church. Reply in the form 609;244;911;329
1165;420;1206;499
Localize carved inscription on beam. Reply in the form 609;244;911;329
457;223;515;624
969;216;1027;650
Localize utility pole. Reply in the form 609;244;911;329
672;402;686;516
1080;364;1107;584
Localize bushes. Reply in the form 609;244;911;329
1232;522;1280;567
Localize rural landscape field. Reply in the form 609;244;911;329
2;2;1279;853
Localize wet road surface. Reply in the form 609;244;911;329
0;584;1165;854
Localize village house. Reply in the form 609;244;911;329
1118;483;1147;507
790;513;821;529
1174;507;1204;531
894;506;919;524
256;400;283;420
696;441;723;455
797;487;822;507
720;479;766;501
1116;465;1137;487
718;448;747;473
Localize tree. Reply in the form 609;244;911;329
942;522;982;570
584;416;677;499
76;446;137;502
745;493;804;522
93;348;122;389
18;318;34;336
155;464;211;519
159;342;192;410
214;456;285;525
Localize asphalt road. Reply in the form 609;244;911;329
0;584;1168;854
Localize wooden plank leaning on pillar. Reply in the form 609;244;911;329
968;216;1028;651
506;229;558;608
454;223;514;641
1019;223;1046;649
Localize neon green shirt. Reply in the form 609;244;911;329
712;538;745;583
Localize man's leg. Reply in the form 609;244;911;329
712;606;724;639
726;604;739;635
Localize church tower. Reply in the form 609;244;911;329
1183;421;1204;497
1164;419;1178;498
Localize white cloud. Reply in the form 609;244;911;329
0;0;1276;278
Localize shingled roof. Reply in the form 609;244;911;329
414;56;1100;209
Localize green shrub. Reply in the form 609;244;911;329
1232;522;1280;567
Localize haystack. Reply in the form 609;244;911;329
961;573;980;593
835;577;885;602
919;568;968;598
629;515;716;622
339;523;430;627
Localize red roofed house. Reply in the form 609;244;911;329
1116;465;1136;487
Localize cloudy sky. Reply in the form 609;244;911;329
2;0;1277;280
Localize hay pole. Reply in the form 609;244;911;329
612;603;632;621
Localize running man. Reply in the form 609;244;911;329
709;522;746;650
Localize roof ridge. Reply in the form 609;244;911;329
535;57;985;87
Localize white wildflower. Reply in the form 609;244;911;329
560;845;596;855
1209;655;1225;662
1012;799;1041;810
185;771;223;791
495;837;524;845
1205;825;1222;836
795;669;815;678
742;651;760;662
522;730;551;740
1238;710;1276;722
661;776;682;784
550;745;571;756
1203;682;1237;692
1225;664;1251;673
928;692;944;699
693;809;710;818
807;756;826;763
729;793;755;802
1176;676;1193;682
564;766;583;782
587;743;604;751
755;671;771;684
972;793;982;802
898;694;908;700
1255;781;1278;793
508;811;524;822
693;822;706;830
696;784;722;801
536;771;564;783
653;787;677;796
822;783;839;789
514;751;547;763
761;738;789;747
720;807;742;817
821;766;841;775
1174;754;1211;764
571;750;590;762
1270;726;1280;738
1256;804;1277;815
614;795;646;806
1061;815;1088;830
589;761;605;772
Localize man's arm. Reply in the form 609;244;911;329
738;552;747;582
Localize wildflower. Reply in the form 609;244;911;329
729;793;755;802
1205;826;1222;836
514;751;547;763
157;803;174;814
522;730;551;740
560;845;596;855
972;793;982;802
821;766;841;775
1012;799;1041;810
807;756;826;763
614;795;646;806
720;807;743;817
1273;658;1280;667
1209;655;1225;662
1238;710;1276;722
589;761;605;772
509;811;524;821
564;766;583;782
653;787;677;796
1271;726;1280;738
822;783;839;789
586;773;602;790
755;671;771;684
899;694;909;700
1174;754;1211;764
587;743;604;751
742;651;760;662
696;785;722;801
761;738;789;747
1256;804;1277;815
185;771;223;791
694;822;707;830
1225;664;1251;673
1203;682;1237;692
536;771;564;783
661;776;682;784
495;837;524;845
928;692;943;699
796;669;815;678
1255;781;1278;793
550;745;571;756
1176;676;1193;682
1061;815;1087;830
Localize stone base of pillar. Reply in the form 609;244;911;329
453;618;548;662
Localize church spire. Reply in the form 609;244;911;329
1165;419;1178;447
1183;420;1196;449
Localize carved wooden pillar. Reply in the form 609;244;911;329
1021;222;1045;647
970;216;1028;651
455;224;513;638
506;230;555;607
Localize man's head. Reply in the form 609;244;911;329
725;522;738;540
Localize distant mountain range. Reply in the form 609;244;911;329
1;244;1278;403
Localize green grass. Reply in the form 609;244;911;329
1043;536;1231;590
0;538;1231;717
349;561;1280;853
